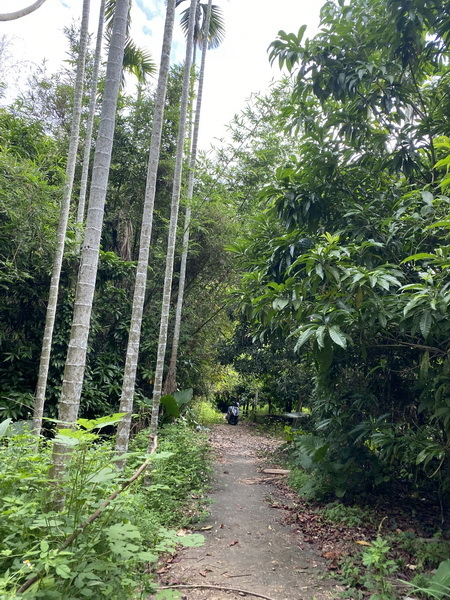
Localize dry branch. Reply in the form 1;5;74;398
156;584;280;599
0;0;48;21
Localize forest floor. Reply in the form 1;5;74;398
152;423;343;600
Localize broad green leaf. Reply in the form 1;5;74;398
0;418;12;439
273;297;289;310
328;326;347;348
78;413;125;431
294;435;328;470
53;433;82;447
55;564;71;579
382;275;402;286
316;342;333;371
421;190;434;204
428;220;450;229
294;328;314;351
434;155;450;169
151;451;175;461
419;311;432;340
401;253;436;263
316;325;326;349
172;388;193;406
89;467;118;484
160;394;180;418
403;295;427;317
136;551;158;563
427;559;450;598
178;533;204;548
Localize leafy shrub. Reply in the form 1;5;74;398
406;559;450;599
289;433;390;499
0;419;209;598
287;467;317;498
190;400;224;425
129;422;212;526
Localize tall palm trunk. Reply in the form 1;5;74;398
32;0;91;436
52;0;130;481
149;0;198;439
0;0;47;20
164;0;213;395
114;0;177;459
76;0;106;231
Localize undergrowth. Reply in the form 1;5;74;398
0;419;211;599
189;400;224;426
286;465;450;599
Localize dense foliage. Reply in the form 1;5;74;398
0;60;233;423
227;0;450;523
0;419;210;599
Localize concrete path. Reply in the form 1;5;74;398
154;424;340;600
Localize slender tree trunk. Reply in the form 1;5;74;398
76;0;106;234
32;0;91;436
149;0;198;440
164;0;213;395
114;0;177;460
0;0;47;21
52;0;130;483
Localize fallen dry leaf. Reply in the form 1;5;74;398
355;540;372;546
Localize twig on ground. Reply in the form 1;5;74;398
156;583;281;599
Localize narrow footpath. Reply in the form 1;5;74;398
154;424;341;600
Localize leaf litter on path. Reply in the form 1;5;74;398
150;424;341;600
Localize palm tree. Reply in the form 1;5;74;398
0;0;47;21
104;0;156;87
32;0;91;436
148;0;198;440
164;0;224;394
77;0;156;231
114;0;178;460
76;0;106;231
177;0;225;51
52;0;131;482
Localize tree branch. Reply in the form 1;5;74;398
0;0;48;21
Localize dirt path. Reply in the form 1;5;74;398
154;424;341;600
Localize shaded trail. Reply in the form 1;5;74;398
155;424;340;600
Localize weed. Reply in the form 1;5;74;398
361;535;398;600
322;502;370;528
191;401;224;426
288;468;312;494
405;558;450;599
396;532;450;570
0;419;210;598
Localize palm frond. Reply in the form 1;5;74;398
104;0;155;84
104;0;131;39
179;3;225;49
123;39;157;83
